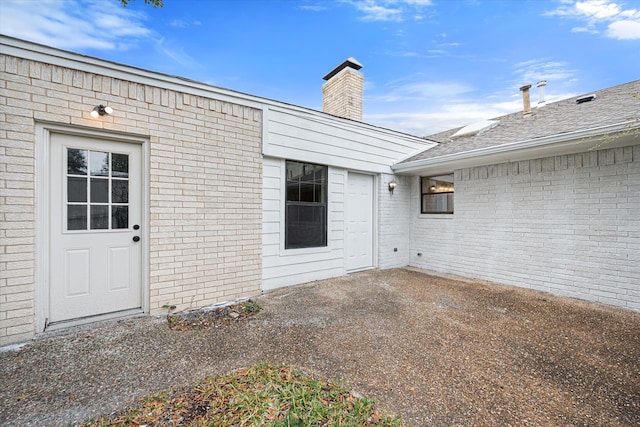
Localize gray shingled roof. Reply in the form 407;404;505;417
400;80;640;164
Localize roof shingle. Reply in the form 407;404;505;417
401;80;640;164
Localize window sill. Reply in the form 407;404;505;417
281;245;332;256
418;213;454;219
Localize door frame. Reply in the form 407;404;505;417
35;123;150;333
345;171;378;272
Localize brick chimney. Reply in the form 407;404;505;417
322;57;363;121
520;84;532;116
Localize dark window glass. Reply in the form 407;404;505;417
112;206;128;229
111;153;129;178
285;204;327;249
285;160;327;249
90;178;109;203
65;148;131;232
67;149;87;175
421;174;454;214
68;205;87;230
90;205;109;229
112;180;129;203
67;177;87;202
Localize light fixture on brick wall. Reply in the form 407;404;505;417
90;104;113;118
388;180;397;193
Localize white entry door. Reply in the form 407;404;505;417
49;133;143;324
346;172;374;271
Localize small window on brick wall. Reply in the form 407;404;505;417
421;174;454;214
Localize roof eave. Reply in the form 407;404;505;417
392;121;640;175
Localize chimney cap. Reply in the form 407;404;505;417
322;57;363;81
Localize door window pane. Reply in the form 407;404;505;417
112;180;129;203
90;205;109;229
65;148;132;232
90;151;109;176
67;177;87;202
90;178;109;203
112;153;129;178
68;205;87;230
67;149;87;175
112;206;128;229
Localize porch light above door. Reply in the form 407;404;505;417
388;180;397;193
90;105;113;118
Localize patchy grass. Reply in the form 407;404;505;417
82;363;403;426
167;300;262;331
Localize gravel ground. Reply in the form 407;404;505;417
1;268;639;426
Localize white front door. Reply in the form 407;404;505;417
49;133;143;324
346;172;374;271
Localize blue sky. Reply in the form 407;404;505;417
1;0;639;136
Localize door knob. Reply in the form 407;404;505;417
133;236;140;242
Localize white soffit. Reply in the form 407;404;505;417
451;120;499;138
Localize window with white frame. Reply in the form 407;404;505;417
285;160;327;249
421;174;454;214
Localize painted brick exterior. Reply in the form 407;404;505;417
409;145;640;311
0;54;262;346
378;173;412;269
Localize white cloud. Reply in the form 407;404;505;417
366;100;520;136
607;19;640;39
0;0;151;50
342;0;433;22
170;19;189;28
513;59;577;86
545;0;640;40
376;80;473;102
365;76;521;136
169;19;202;28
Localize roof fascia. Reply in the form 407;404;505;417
1;35;429;145
392;121;639;175
0;35;268;109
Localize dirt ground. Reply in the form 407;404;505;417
1;268;639;426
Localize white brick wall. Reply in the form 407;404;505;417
409;145;640;311
321;68;363;122
0;54;263;346
378;174;412;269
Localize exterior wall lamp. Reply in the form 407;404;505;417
91;104;113;118
388;179;397;193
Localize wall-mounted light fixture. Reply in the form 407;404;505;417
430;184;436;192
388;180;397;193
90;104;113;118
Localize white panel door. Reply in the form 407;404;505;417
346;172;374;271
49;133;142;323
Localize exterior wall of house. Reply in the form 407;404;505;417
261;107;429;291
0;53;263;346
409;144;640;311
263;157;347;290
378;173;412;269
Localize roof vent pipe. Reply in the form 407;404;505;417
520;84;532;116
537;80;546;108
